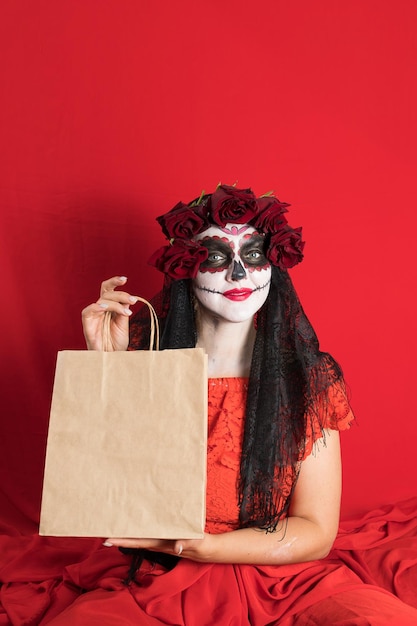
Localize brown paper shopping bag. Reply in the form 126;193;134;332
39;300;208;539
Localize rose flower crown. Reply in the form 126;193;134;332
148;184;305;280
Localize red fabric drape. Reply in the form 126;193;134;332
1;499;417;625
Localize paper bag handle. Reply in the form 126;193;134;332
102;297;160;352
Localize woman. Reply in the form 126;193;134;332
73;185;417;624
84;185;346;556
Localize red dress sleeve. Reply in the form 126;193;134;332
303;378;355;459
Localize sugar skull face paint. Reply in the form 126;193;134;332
192;224;272;323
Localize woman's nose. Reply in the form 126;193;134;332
228;260;247;281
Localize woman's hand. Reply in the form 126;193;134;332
81;276;139;351
103;535;213;562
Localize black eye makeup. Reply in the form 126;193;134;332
199;234;269;271
239;236;269;268
199;239;233;269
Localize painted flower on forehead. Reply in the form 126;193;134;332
156;201;209;239
148;239;208;279
209;184;258;227
267;226;305;269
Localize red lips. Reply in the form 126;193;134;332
222;289;253;301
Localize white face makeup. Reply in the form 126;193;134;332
192;223;272;323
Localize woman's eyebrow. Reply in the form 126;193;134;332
200;238;233;255
239;235;266;253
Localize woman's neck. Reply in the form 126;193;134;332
195;308;256;378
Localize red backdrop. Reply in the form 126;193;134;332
1;0;416;533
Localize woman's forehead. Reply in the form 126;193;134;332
195;223;258;242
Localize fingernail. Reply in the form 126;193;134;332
99;303;109;309
123;308;132;316
129;296;138;304
103;541;113;547
119;276;127;282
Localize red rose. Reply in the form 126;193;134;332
209;185;257;226
252;197;290;233
267;226;305;269
148;239;209;280
156;202;209;240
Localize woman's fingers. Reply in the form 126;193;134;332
102;537;207;560
103;538;187;556
81;275;140;320
103;538;177;552
82;296;138;321
99;275;128;297
98;291;139;307
96;276;139;315
81;301;132;320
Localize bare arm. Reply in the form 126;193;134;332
106;430;342;565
